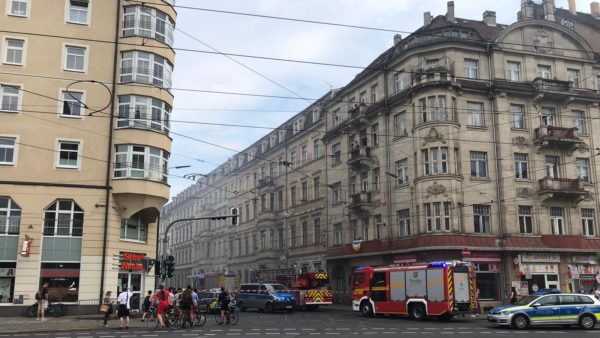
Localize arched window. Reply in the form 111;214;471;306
120;212;148;242
0;197;21;235
43;200;83;236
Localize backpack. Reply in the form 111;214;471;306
143;296;150;307
35;291;41;301
180;291;192;308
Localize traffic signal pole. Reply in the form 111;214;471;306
159;208;239;283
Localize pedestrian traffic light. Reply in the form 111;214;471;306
166;255;175;278
154;260;161;276
230;207;239;226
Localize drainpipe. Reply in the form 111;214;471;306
382;61;393;246
99;0;121;302
154;213;160;290
487;43;507;302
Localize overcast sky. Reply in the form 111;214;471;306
167;0;594;197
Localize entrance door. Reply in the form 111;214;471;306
118;272;143;311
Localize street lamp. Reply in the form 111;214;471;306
169;165;191;169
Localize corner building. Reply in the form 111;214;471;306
0;0;175;314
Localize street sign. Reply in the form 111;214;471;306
462;248;471;258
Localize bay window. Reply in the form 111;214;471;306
118;95;171;134
120;51;172;89
114;144;169;183
123;6;175;46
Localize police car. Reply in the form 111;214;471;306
488;293;600;329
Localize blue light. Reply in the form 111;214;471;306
428;261;447;268
355;266;367;271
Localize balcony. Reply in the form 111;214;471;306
257;176;277;190
532;78;573;103
538;177;588;203
347;146;373;169
348;192;373;213
347;103;369;128
534;125;586;154
411;64;456;87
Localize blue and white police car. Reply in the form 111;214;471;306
488;293;600;329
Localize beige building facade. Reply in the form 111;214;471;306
163;0;600;309
0;0;175;314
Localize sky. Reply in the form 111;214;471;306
167;0;595;197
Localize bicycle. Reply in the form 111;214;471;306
147;305;181;330
25;302;65;318
214;302;239;325
193;306;206;327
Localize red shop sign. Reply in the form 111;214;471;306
120;252;146;271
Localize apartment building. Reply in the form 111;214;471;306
162;0;600;308
0;0;175;313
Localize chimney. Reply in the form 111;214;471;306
568;0;576;15
483;10;497;26
591;2;600;18
447;1;455;22
543;0;555;21
423;11;432;26
520;0;534;21
393;34;402;45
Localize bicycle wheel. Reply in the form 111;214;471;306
147;311;159;330
168;312;182;330
229;309;239;325
214;311;224;324
26;304;37;318
194;312;206;327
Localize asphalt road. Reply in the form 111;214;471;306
2;309;598;338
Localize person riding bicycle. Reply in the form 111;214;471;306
179;286;195;328
217;287;230;325
155;284;171;329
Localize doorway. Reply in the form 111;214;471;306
118;272;143;311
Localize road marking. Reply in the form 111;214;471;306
440;333;454;335
266;333;280;336
458;332;472;334
383;332;397;334
302;328;316;331
401;332;417;334
325;333;340;335
141;335;157;337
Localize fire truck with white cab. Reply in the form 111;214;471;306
352;261;478;320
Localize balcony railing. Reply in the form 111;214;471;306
114;161;168;183
348;192;373;211
257;176;277;189
538;177;587;203
347;147;372;169
532;77;572;93
534;125;585;154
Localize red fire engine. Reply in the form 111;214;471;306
254;268;333;309
352;261;478;320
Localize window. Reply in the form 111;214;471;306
372;168;380;191
123;6;175;46
567;68;580;88
467;101;484;126
541;107;555;126
0;197;20;234
333;223;342;245
511;104;525;129
114;144;169;182
395;159;408;186
68;0;89;25
470;151;487;178
313;140;320;160
64;45;86;72
422;147;448;176
61;91;84;117
425;58;439;69
301;182;308;201
514;153;529;179
0;137;16;165
4;38;25;65
576;158;590;183
397;209;410;237
57;141;80;168
371;123;379;146
313;177;320;199
550;207;565;235
289;150;296;169
473;205;491;233
545;155;560;178
313;218;321;244
290;186;297;207
538;65;551;79
572;110;586;134
394;73;405;92
301;145;308;165
393;112;407;137
581;209;595;237
301;221;308;246
333;109;340;127
597;75;600;91
1;85;20;112
518;206;533;234
120;51;173;89
120;212;148;242
332;143;341;165
426;202;451;232
370;84;378;103
43;200;83;236
8;0;28;16
374;215;382;240
421;96;446;122
312;109;320;122
359;91;366;103
290;224;296;248
506;61;521;81
118;96;171;133
464;59;478;79
332;182;342;203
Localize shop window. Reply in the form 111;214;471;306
120;212;148;242
475;269;500;301
0;263;16;303
40;262;80;302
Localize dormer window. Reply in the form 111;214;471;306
425;58;439;69
312;109;320;122
278;130;285;143
269;135;276;148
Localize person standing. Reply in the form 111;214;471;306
117;288;133;329
36;281;49;321
217;287;230;325
102;291;114;328
510;287;518;304
179;286;194;328
141;290;152;322
155;284;171;329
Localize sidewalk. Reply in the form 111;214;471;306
0;316;152;334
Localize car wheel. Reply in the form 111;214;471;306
360;301;373;317
265;302;273;313
409;304;426;321
579;314;596;329
512;314;529;330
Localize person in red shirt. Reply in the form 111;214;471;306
155;284;171;329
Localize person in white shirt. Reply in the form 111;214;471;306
117;288;133;329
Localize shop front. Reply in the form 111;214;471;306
117;252;148;311
517;252;560;294
465;252;502;302
40;263;80;303
0;265;16;304
568;255;599;293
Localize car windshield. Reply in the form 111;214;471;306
514;296;536;306
267;284;289;292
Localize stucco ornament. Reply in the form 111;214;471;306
533;28;553;54
513;136;528;149
427;182;447;196
516;187;534;198
422;127;445;146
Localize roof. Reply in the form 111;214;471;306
413;15;507;41
555;8;600;31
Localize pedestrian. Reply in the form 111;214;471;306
101;291;114;328
141;290;152;322
578;284;586;294
191;286;199;321
179;286;194;328
155;284;171;330
117;287;133;329
510;287;518;304
36;281;49;322
595;287;600;300
217;287;230;325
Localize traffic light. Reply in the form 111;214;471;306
166;255;175;278
230;207;239;226
155;260;162;277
